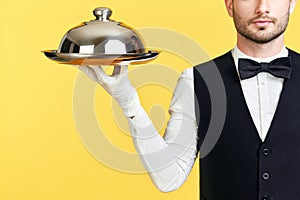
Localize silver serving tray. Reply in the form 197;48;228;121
42;50;159;65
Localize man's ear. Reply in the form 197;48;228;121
289;0;297;14
225;0;234;17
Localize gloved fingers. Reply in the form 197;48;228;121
112;65;121;76
79;65;99;82
81;65;129;87
92;66;116;85
112;65;129;88
111;65;128;76
112;65;129;82
120;65;129;75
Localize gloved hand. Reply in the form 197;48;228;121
78;65;141;118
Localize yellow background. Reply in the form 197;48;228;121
1;0;300;199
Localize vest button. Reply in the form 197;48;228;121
263;148;270;156
261;196;273;200
262;172;270;180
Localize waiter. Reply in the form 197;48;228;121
79;0;299;199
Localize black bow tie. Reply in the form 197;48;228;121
238;57;292;80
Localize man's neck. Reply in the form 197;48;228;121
236;34;285;58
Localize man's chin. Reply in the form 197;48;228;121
240;32;277;44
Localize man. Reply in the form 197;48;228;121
79;0;299;199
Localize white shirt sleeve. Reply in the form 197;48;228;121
128;68;199;192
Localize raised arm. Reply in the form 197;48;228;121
79;65;198;192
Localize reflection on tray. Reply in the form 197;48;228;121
42;50;160;65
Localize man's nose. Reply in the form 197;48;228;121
255;0;271;14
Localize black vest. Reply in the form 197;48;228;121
194;49;300;200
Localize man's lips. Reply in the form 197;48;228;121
252;19;273;27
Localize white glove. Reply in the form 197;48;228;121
78;65;141;118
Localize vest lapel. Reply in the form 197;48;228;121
263;49;300;143
219;52;263;143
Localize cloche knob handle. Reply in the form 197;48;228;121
93;7;112;21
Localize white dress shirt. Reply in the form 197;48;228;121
128;46;289;192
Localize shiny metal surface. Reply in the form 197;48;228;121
42;6;159;65
58;7;147;55
42;50;159;65
93;7;112;21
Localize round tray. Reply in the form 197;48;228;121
42;50;160;65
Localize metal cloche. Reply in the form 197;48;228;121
42;7;159;65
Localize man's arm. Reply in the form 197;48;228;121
127;68;198;192
79;66;198;192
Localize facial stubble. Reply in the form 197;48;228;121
232;7;290;44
